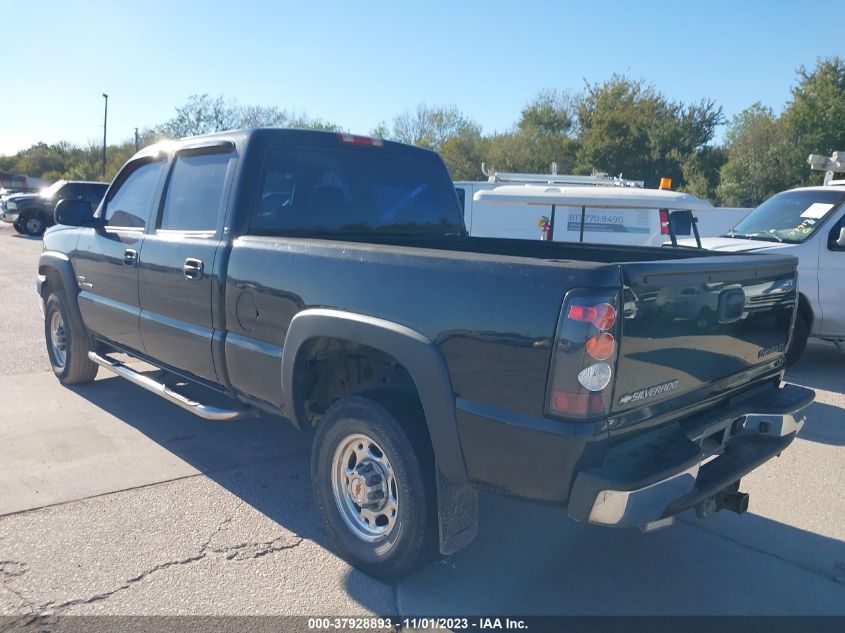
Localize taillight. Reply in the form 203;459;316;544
659;209;669;235
568;303;616;330
546;288;620;419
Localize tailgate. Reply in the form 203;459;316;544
613;253;798;419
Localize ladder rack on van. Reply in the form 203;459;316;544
480;162;645;188
473;185;711;247
808;151;845;185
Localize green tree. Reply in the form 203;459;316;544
716;103;796;206
479;91;578;176
158;94;341;138
782;56;845;184
388;104;479;152
681;146;728;201
575;75;723;189
158;94;238;137
440;126;485;180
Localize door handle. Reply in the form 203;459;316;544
183;257;204;280
123;249;138;266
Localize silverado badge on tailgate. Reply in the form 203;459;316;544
618;379;680;405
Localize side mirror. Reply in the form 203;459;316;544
54;199;93;227
668;210;693;236
833;226;845;250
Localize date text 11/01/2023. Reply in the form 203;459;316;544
306;617;528;630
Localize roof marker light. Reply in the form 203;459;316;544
338;133;384;147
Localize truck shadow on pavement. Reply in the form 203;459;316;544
69;369;845;616
787;340;845;393
784;340;845;446
68;375;328;550
792;401;845;446
389;493;845;615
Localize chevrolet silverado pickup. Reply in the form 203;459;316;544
38;129;814;578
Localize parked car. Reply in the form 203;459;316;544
38;129;813;578
0;192;38;226
682;153;845;365
1;180;108;236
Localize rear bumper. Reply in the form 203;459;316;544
566;382;813;527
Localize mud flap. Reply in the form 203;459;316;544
436;466;479;555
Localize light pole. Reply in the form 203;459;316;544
102;93;108;177
134;127;139;152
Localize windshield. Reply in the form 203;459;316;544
725;189;845;243
39;181;65;198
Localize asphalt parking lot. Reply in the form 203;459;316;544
0;221;843;620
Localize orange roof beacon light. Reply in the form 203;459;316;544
659;177;672;190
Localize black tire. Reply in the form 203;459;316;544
12;220;25;234
786;314;809;367
21;211;46;236
311;394;438;579
44;291;99;385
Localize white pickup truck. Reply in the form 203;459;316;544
683;152;845;365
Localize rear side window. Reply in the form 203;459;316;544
159;152;230;231
57;184;80;200
85;183;108;203
251;146;463;236
105;160;167;229
455;187;466;211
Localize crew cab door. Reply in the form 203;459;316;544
818;210;845;336
74;158;168;352
138;144;236;383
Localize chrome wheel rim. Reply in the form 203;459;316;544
26;217;43;234
49;310;67;368
331;433;399;542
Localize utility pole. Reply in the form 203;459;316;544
134;127;139;152
102;93;108;177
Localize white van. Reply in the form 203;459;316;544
684;152;845;364
456;169;750;246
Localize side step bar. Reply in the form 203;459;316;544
88;352;257;421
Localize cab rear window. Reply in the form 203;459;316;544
251;146;463;236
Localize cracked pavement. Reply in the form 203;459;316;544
1;222;844;619
0;463;394;620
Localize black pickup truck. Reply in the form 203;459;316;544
38;129;813;578
4;180;108;236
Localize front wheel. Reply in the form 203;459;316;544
22;212;47;236
311;395;438;579
44;291;99;384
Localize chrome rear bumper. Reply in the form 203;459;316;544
568;383;813;527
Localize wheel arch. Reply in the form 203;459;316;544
281;308;467;485
797;291;814;332
38;252;84;326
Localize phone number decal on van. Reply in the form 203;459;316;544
566;211;651;233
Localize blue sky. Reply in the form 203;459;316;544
2;0;843;156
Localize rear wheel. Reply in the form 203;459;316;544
785;314;809;367
12;220;25;234
44;291;99;384
311;395;437;579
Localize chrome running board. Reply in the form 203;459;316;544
88;351;257;421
